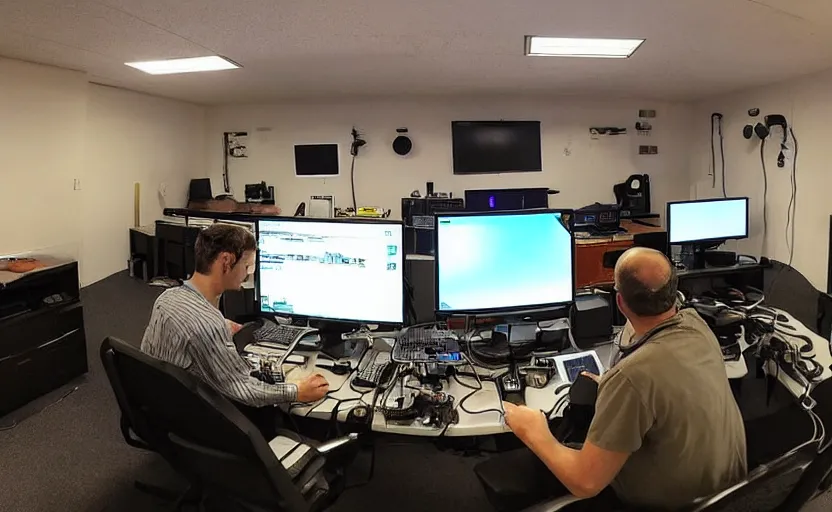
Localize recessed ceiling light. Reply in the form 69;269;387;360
125;56;240;75
525;36;645;58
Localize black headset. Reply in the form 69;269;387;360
615;317;682;359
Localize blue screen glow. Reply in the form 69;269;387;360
668;198;748;244
435;211;573;313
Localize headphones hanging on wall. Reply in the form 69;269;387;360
743;115;789;167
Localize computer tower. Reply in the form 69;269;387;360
402;197;464;255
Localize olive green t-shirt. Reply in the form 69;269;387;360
586;309;747;509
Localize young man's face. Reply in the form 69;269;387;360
220;250;256;290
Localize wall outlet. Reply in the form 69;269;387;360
73;178;81;190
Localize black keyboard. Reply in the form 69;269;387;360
353;351;394;388
254;322;312;346
393;328;460;363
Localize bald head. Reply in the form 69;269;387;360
614;247;678;318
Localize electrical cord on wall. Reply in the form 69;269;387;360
760;139;768;253
709;116;716;188
710;113;726;195
350;154;358;211
222;132;231;194
349;127;366;212
785;127;799;267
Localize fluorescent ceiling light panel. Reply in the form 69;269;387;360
525;36;644;58
125;56;240;75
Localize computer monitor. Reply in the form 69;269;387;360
667;197;749;245
256;218;404;325
434;210;574;315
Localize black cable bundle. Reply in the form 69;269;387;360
710;113;725;194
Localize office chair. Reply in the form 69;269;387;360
775;440;832;511
100;337;359;512
513;438;821;512
100;338;195;507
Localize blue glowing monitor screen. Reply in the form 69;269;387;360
257;219;404;324
435;211;573;313
668;198;748;244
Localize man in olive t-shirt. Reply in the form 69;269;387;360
502;247;747;510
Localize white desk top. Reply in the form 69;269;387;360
249;305;829;438
265;339;616;438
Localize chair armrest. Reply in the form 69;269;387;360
520;495;584;512
317;433;359;455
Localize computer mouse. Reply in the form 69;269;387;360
330;363;352;375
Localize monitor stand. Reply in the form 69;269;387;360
681;244;736;270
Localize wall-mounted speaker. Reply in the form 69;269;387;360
393;128;413;156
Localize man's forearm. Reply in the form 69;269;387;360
525;431;599;498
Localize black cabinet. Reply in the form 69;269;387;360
0;261;87;417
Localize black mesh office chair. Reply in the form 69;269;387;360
100;337;358;512
507;414;824;512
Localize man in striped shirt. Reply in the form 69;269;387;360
141;223;329;429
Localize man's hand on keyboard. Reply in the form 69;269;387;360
297;373;330;402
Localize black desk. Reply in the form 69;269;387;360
0;261;87;417
128;226;157;281
155;221;200;281
677;261;768;297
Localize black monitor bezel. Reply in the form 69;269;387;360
254;216;405;326
433;208;575;317
666;197;750;245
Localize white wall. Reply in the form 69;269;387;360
0;57;205;286
0;58;88;261
205;98;693;219
689;69;832;291
81;84;205;285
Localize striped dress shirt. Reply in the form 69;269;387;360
141;283;297;406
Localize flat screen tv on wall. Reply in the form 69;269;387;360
451;121;542;175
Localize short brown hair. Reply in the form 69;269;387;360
616;257;678;317
194;223;256;274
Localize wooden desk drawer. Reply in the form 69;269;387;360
576;240;633;288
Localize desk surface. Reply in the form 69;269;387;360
244;303;832;438
275;340;615;437
575;219;664;246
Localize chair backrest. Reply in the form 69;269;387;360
99;337;308;512
776;442;832;511
691;440;819;512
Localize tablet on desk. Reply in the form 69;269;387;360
554;351;603;384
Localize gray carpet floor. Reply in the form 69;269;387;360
0;271;830;511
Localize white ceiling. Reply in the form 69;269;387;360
1;0;832;105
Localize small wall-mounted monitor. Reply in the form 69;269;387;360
451;121;542;174
294;144;340;177
667;197;749;245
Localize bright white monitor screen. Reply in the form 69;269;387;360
435;211;573;313
668;198;748;244
257;219;404;324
